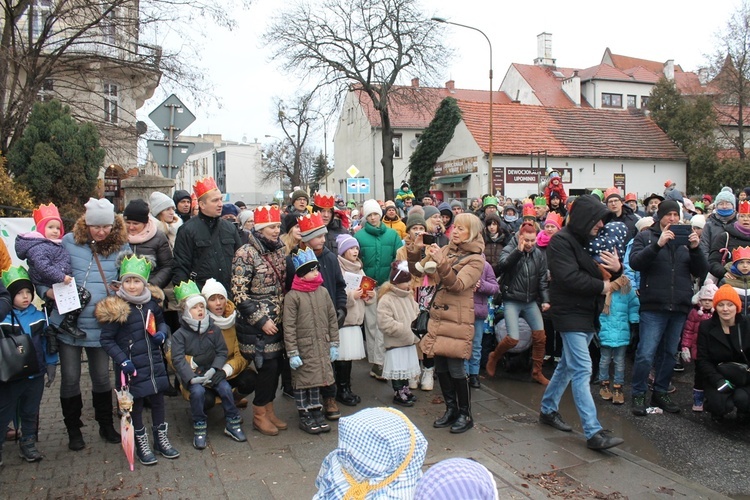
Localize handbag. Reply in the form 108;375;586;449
412;275;439;338
717;362;749;387
0;311;40;383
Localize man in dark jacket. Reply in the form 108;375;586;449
173;190;192;223
539;194;625;450
604;188;639;244
629;200;708;416
172;178;241;296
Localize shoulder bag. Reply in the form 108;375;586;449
0;311;40;382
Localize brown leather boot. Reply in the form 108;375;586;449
264;402;288;430
530;330;549;385
485;336;519;377
252;405;279;436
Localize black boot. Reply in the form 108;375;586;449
450;376;473;434
434;372;459;428
92;391;120;444
335;361;361;406
60;395;85;451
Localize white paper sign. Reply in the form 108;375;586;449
53;278;81;315
343;272;362;292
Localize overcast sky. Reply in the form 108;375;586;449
140;0;739;157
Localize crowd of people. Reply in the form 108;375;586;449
2;175;750;497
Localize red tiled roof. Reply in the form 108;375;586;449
356;85;513;129
456;100;686;161
713;104;743;126
577;63;633;82
674;72;711;95
508;64;588;108
623;66;661;84
606;52;684;75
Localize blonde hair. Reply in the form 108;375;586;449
282;231;301;255
425;216;445;235
453;213;483;242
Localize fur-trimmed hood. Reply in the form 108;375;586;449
95;285;165;323
72;213;129;257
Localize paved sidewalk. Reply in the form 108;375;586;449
0;361;727;499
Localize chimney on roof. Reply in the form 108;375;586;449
411;78;420;88
664;59;675;81
445;80;455;90
698;68;709;85
534;32;556;67
562;70;581;107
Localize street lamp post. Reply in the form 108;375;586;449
431;17;494;195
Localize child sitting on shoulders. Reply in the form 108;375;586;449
0;267;58;464
378;261;421;407
97;254;179;466
284;248;340;435
168;280;246;449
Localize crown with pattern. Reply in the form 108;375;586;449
522;203;535;218
32;202;63;235
739;201;750;215
254;205;281;230
292;247;318;277
174;280;201;303
1;266;31;291
732;246;750;263
119;254;152;282
193;177;219;199
313;192;335;210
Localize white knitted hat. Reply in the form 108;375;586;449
201;278;227;300
362;199;382;218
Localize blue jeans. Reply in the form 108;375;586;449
503;300;544;339
541;331;602;439
631;311;686;395
599;346;627;385
465;318;485;375
188;380;239;422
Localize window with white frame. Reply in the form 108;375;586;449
31;0;52;40
601;93;622;109
392;134;402;159
101;3;117;45
103;83;119;123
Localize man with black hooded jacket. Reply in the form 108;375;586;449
539;194;625;450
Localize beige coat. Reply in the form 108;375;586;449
337;255;371;326
283;286;339;389
378;286;420;350
409;239;485;360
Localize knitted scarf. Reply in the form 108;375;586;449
536;231;552;248
127;218;158;244
602;275;632;315
291;273;324;292
116;284;152;304
208;308;236;329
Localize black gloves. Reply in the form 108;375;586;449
337;308;346;329
211;369;227;387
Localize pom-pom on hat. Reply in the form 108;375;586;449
390;260;411;285
201;278;227;300
544;212;563;229
635;216;654;232
313;192;335;210
1;266;33;298
714;283;742;311
119;253;152;283
149;191;175;217
123;199;150;224
336;234;359;256
254;205;281;231
33;203;63;238
715;186;736;208
298;212;328;242
292;247;318;277
84;197;115;226
362;199;382;219
193;177;219;200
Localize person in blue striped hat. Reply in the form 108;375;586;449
414;457;498;500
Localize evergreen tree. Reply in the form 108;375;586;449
311;152;328;193
7;100;105;211
407;97;462;197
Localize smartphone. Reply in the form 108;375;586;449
422;234;435;245
669;224;691;247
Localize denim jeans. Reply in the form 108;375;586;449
465;318;485;375
599;345;627;385
541;331;602;439
631;311;687;395
58;343;112;397
188;380;239;422
0;376;44;447
503;300;544;339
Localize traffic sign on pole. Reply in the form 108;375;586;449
147;140;195;179
148;94;196;136
147;94;197;179
346;178;370;194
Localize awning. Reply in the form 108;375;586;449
433;174;470;184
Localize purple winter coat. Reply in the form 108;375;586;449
473;260;499;319
15;232;72;286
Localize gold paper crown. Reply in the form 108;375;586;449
193;177;219;199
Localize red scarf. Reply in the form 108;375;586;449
536;231;552;248
291;273;324;292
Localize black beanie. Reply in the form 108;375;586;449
123;199;150;224
657;200;680;220
7;278;33;299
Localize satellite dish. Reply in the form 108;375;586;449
409;139;418;149
135;121;148;136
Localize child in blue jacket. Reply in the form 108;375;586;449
598;275;639;404
0;266;58;464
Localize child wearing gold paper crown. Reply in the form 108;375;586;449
97;253;179;466
15;203;91;340
719;246;750;316
283;248;340;435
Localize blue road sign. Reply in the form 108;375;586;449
346;178;370;194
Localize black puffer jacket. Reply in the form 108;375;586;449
128;225;173;289
708;222;750;279
482;214;511;270
629;221;708;315
610;204;639;244
547;195;614;333
172;211;241;294
496;241;549;304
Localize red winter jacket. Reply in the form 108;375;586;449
681;305;713;360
